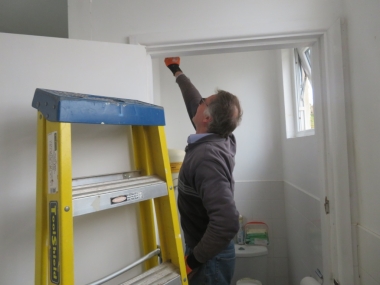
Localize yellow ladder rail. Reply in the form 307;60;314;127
35;113;74;285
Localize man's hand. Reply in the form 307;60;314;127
164;57;182;76
184;255;193;274
164;57;180;66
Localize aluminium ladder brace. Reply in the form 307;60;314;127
32;89;187;285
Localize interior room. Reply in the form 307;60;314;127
0;1;379;285
154;50;305;285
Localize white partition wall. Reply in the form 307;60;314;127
0;33;150;285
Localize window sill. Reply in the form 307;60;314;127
296;129;315;137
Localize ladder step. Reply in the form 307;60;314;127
72;174;168;216
72;171;141;187
119;262;181;285
32;88;165;125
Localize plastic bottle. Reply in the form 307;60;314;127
237;215;244;245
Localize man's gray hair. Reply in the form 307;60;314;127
204;89;243;138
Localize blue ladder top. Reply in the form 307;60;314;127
32;88;165;126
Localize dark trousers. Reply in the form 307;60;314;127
185;241;236;285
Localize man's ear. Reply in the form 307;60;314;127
203;115;212;123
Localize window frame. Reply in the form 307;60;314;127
286;47;315;138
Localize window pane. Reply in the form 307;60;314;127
304;48;311;66
295;48;314;132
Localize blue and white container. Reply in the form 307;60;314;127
237;215;245;245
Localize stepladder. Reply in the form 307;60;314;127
32;88;187;285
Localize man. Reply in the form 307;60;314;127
164;57;243;284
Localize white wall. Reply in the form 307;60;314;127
68;0;342;46
0;33;151;285
156;52;283;181
155;51;286;285
342;2;380;285
281;134;322;283
281;123;323;284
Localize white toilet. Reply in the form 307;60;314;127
232;244;268;285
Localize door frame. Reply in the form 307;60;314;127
140;19;355;285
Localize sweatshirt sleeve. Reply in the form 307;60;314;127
176;74;202;129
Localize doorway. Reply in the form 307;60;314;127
144;21;355;285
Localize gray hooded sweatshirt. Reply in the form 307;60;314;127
176;74;239;264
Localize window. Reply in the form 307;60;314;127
281;47;315;138
294;48;314;132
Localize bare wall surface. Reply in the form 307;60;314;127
156;51;283;182
342;1;380;284
0;32;150;285
0;0;68;38
68;0;343;45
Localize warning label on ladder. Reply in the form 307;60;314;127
48;132;58;194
